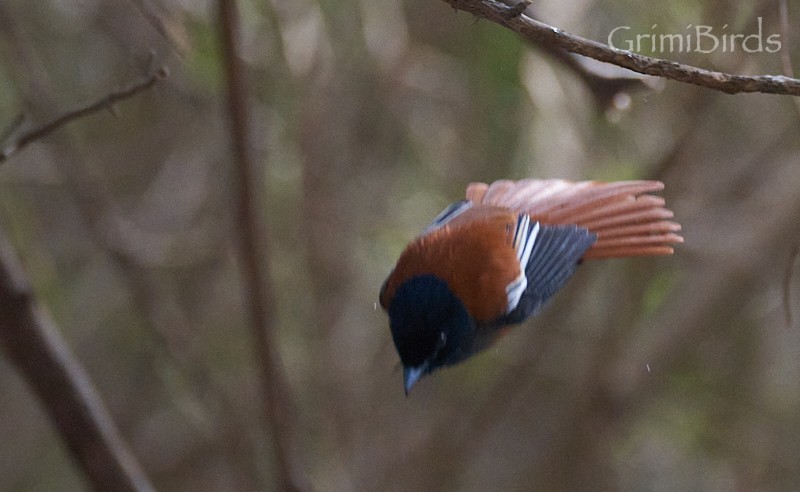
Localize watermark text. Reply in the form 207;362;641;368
608;18;781;54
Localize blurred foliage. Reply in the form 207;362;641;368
1;0;800;491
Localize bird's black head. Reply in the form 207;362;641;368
387;274;474;393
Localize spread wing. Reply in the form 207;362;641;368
466;179;683;259
466;178;682;323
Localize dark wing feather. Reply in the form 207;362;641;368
500;224;596;324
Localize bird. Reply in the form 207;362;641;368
379;178;683;394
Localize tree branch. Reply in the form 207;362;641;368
441;0;800;96
217;0;303;490
0;232;154;492
0;67;168;164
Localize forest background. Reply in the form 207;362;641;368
1;0;800;490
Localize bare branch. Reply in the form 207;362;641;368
0;232;154;492
0;67;169;163
441;0;800;96
217;0;304;490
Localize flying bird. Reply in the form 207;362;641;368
379;179;683;394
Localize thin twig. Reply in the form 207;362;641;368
441;0;800;96
0;67;168;163
217;0;302;490
0;232;154;492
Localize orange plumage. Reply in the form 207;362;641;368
380;207;520;323
382;178;682;393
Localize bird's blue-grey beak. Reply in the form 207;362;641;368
403;365;425;395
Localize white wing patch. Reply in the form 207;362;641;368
505;215;540;313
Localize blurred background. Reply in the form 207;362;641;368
1;0;800;490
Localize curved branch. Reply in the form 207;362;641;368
441;0;800;96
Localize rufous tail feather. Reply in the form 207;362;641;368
466;179;683;259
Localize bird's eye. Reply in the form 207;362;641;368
426;332;448;364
